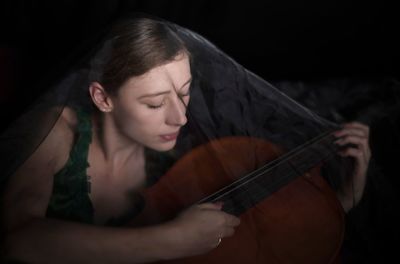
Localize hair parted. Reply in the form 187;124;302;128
93;16;189;94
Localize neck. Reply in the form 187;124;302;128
91;112;144;168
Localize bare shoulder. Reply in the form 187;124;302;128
60;106;79;130
1;106;79;229
39;106;78;169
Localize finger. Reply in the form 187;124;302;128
197;203;223;210
223;214;241;227
338;148;367;179
343;122;370;133
221;227;236;238
338;147;367;164
334;128;368;138
335;135;366;146
336;122;369;137
335;135;369;154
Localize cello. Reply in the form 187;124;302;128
128;134;345;264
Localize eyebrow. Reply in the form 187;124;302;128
138;77;192;99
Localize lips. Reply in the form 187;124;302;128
160;131;179;141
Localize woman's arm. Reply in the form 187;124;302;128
333;122;371;212
3;205;238;264
1;114;240;263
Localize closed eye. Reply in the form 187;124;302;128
147;102;165;109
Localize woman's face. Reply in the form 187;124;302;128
110;53;191;151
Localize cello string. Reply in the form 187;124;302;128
197;132;339;213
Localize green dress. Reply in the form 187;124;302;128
46;109;175;226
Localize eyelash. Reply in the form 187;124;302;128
147;93;189;109
147;103;164;109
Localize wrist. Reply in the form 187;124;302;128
147;222;183;261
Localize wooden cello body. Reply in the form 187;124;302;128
129;136;345;264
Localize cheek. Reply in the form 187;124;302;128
125;107;166;135
114;98;169;138
137;114;165;134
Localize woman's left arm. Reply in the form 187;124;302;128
333;122;371;213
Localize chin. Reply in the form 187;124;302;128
149;140;177;152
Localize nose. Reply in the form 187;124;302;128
166;96;188;127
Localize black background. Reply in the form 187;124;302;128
1;1;400;263
1;0;399;96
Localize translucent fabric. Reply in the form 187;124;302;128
0;14;354;263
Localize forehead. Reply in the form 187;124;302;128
118;54;191;96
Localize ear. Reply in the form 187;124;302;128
89;82;114;112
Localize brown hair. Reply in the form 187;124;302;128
94;17;189;94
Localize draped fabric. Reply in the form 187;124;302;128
0;14;352;190
0;14;354;263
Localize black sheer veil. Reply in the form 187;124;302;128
0;12;353;241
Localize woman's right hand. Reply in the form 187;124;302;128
165;202;240;258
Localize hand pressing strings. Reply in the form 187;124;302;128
333;122;371;212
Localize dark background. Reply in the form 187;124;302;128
1;0;400;127
1;0;399;263
1;0;399;99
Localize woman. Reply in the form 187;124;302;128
0;15;370;263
